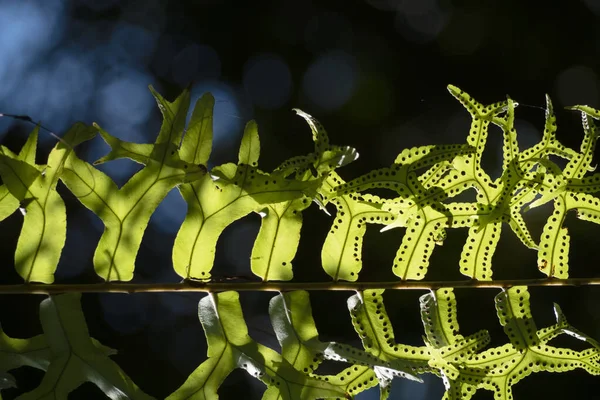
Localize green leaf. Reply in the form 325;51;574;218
173;122;314;281
446;287;600;399
275;110;357;182
419;289;490;386
0;123;96;282
270;293;377;399
16;293;153;400
167;291;345;400
390;202;479;280
93;125;153;166
321;173;396;281
238;121;260;166
420;289;463;348
348;289;489;399
0;325;51;374
0;125;36;221
269;291;419;400
60;89;206;281
179;93;214;166
537;193;569;278
150;84;191;145
269;291;321;374
251;199;307;281
519;94;579;164
459;221;501;280
446;85;508;187
334;145;473;200
0;185;19;221
562;112;599;180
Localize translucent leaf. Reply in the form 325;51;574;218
496;96;519;169
269;291;430;399
567;104;600;119
519;94;579;164
562;111;599;180
271;294;420;384
251;199;307;281
150;85;191;145
275;110;357;182
348;289;489;399
0;125;40;222
0;185;19;221
537;195;570;278
569;192;600;223
459;221;501;280
448;287;600;399
392;209;446;280
269;291;394;398
321;173;396;281
238;121;260;167
334;145;473;199
167;292;345;400
16;294;153;400
0;123;96;282
173;122;315;281
446;85;508;186
391;202;480;280
420;289;490;377
566;174;600;193
0;325;51;373
420;289;463;347
269;291;321;373
322;365;378;399
495;287;538;348
92;126;153;166
507;208;538;249
179;93;214;166
60;89;206;281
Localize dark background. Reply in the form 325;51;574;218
0;0;599;398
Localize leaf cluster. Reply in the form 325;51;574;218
0;85;599;398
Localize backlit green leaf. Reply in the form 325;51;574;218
0;123;96;282
173;122;314;281
60;89;205;281
167;291;345;400
16;293;153;400
446;287;600;400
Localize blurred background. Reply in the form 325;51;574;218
0;0;600;398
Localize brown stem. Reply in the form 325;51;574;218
2;277;600;295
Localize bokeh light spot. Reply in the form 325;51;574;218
0;1;65;99
302;50;358;112
243;54;292;109
96;71;155;126
555;65;599;107
438;10;485;55
395;0;450;43
89;70;155;183
172;44;222;86
110;23;158;65
304;12;353;53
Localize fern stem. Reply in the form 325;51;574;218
3;277;600;294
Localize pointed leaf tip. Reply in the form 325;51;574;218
447;84;461;93
238;120;260;166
